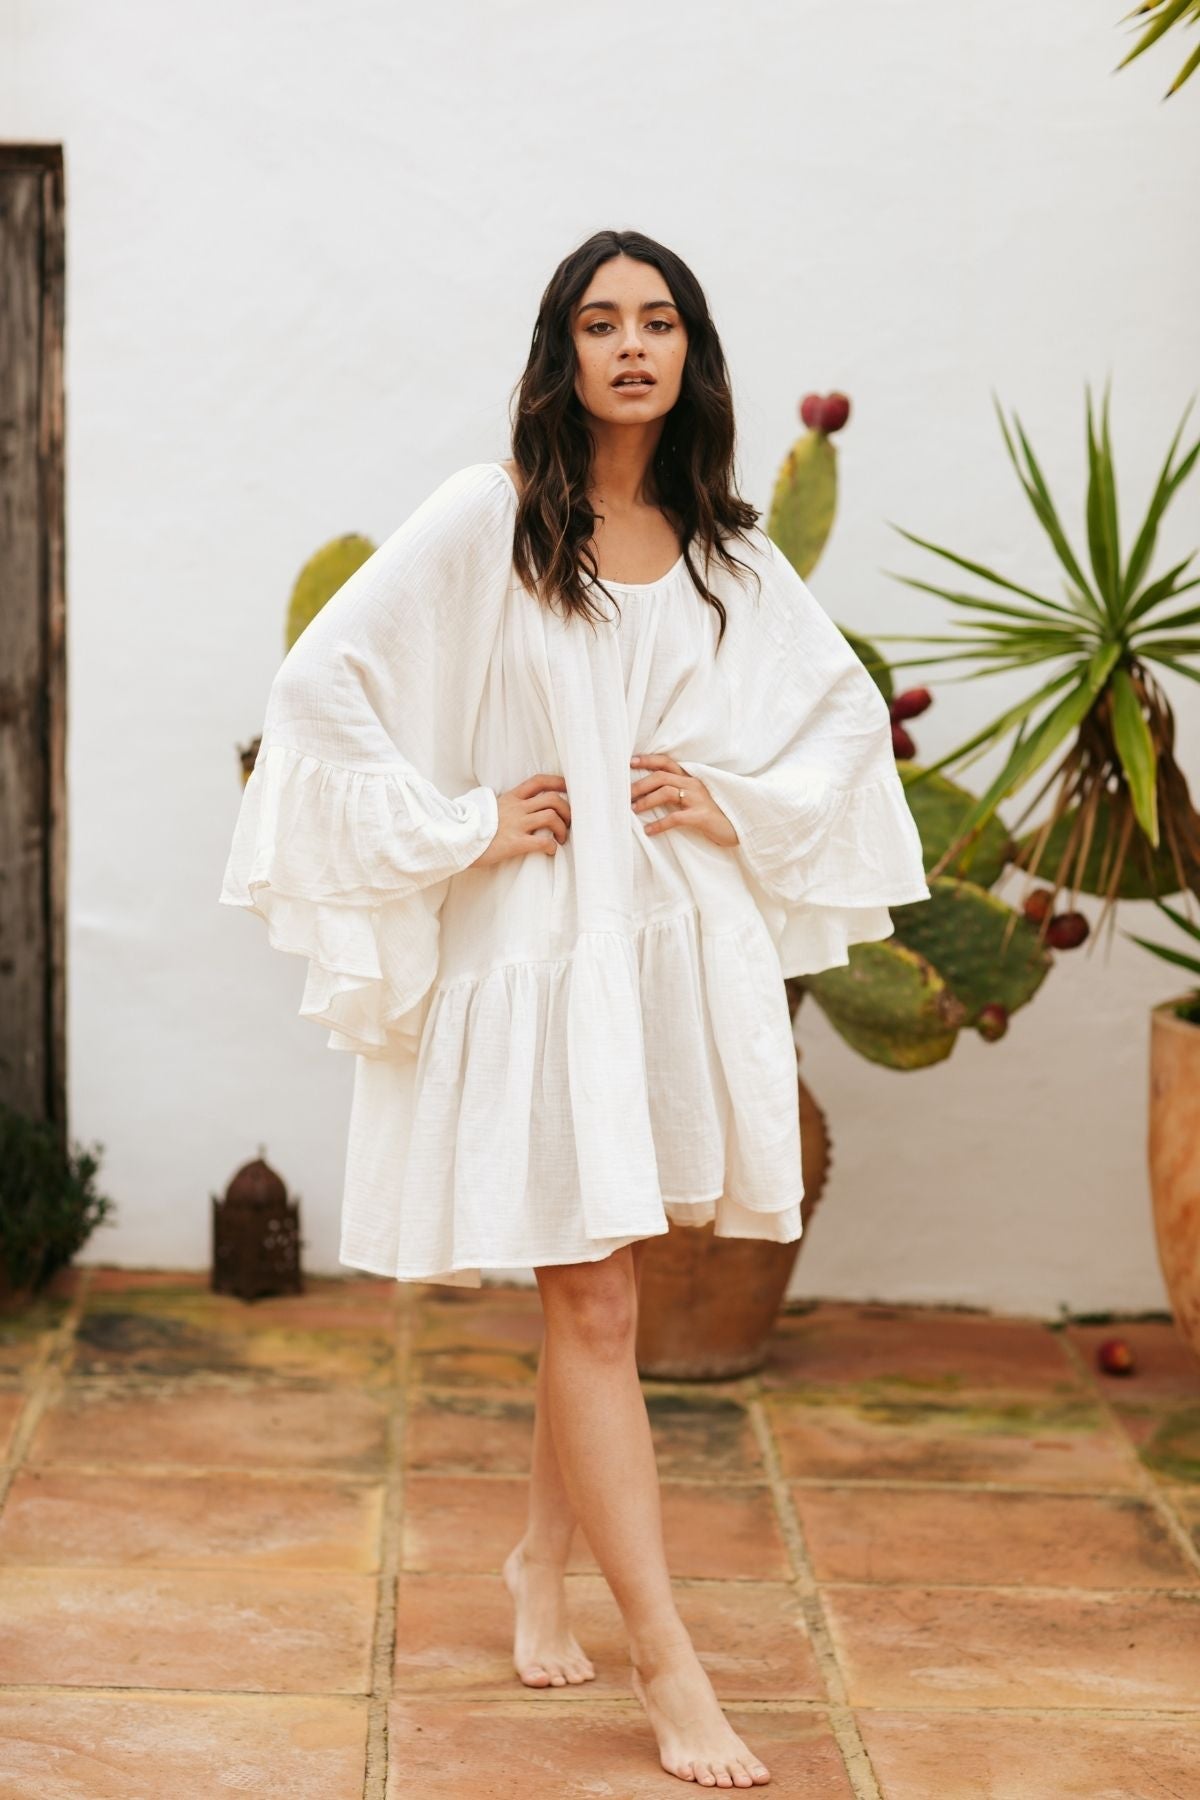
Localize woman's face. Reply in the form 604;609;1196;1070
570;254;688;427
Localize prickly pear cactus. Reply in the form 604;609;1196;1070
769;395;901;716
802;875;1051;1070
286;534;377;652
888;878;1050;1020
899;766;1014;890
797;939;968;1069
766;402;1061;1070
843;628;894;707
793;756;1054;1068
768;432;837;580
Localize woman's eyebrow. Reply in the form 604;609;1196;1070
576;299;680;315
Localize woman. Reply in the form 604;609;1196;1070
220;228;930;1788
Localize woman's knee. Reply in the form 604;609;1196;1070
536;1251;638;1360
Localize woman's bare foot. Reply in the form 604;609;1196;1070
501;1541;596;1688
631;1646;770;1787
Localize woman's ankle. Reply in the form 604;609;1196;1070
628;1618;696;1676
511;1531;572;1573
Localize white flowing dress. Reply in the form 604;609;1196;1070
219;461;930;1285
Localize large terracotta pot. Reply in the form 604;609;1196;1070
1148;995;1200;1361
634;1074;831;1380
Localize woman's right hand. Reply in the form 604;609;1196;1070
470;772;571;866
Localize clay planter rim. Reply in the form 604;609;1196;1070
1150;993;1200;1035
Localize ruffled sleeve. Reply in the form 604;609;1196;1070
218;461;513;1056
673;535;931;977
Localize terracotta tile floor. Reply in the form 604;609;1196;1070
0;1271;1198;1797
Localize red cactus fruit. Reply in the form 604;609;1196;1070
818;392;851;433
890;687;932;722
1046;911;1090;949
1097;1336;1135;1377
1022;888;1054;925
977;1003;1009;1041
800;393;824;429
891;722;916;760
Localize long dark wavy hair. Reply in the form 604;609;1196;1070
507;228;762;649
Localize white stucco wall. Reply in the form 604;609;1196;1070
4;0;1196;1312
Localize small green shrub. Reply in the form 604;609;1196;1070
0;1102;116;1296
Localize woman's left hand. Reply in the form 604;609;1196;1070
630;753;739;849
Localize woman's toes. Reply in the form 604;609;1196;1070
518;1663;551;1686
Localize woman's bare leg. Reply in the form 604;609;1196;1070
502;1336;596;1686
502;1244;652;1684
533;1245;770;1789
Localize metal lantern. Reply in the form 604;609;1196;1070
211;1152;303;1299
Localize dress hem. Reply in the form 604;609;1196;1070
338;1193;804;1286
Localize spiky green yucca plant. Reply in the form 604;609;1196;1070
871;385;1200;930
1116;1;1200;97
1125;896;1200;1024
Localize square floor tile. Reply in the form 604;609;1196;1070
392;1570;821;1699
405;1389;536;1472
766;1305;1083;1396
0;1691;367;1800
405;1386;763;1481
69;1289;396;1386
410;1296;545;1388
0;1295;70;1381
0;1467;382;1571
858;1709;1200;1800
793;1487;1196;1588
1164;1485;1200;1552
1112;1399;1200;1485
401;1473;790;1579
824;1585;1200;1708
384;1699;850;1797
1066;1320;1200;1405
765;1390;1138;1490
0;1567;376;1692
30;1380;390;1474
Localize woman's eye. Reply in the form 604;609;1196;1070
585;320;675;334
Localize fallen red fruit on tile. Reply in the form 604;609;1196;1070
1097;1337;1136;1376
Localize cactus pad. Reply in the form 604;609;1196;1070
842;627;895;707
899;764;1014;888
802;939;968;1069
889;876;1050;1021
767;431;837;579
286;534;377;651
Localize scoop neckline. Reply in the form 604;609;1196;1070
491;462;687;591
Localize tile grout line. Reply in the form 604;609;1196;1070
0;1269;94;1516
1057;1332;1200;1582
2;1676;1196;1724
361;1283;416;1800
746;1393;882;1800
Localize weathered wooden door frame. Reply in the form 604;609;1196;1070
0;145;66;1133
